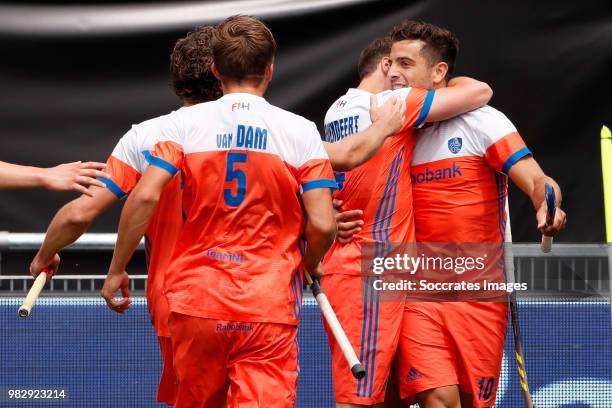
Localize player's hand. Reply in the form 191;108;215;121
369;94;406;137
536;203;567;237
305;262;324;279
29;254;60;282
333;199;364;243
101;270;132;314
42;161;111;197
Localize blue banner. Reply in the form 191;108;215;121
0;298;610;407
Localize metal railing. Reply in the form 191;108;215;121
0;233;610;297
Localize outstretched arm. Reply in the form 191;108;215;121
0;160;110;195
30;186;119;278
324;95;405;171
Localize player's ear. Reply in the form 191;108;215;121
431;61;448;85
265;63;274;81
211;63;222;80
380;56;391;75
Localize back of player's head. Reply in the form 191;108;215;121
170;25;222;103
357;37;392;81
390;20;459;77
212;15;276;84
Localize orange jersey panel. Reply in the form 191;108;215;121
165;150;331;325
411;156;508;243
140;94;336;325
144;175;183;337
411;106;531;244
322;87;433;275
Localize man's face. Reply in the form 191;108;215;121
388;40;435;90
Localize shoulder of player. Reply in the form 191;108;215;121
268;104;317;130
130;108;184;133
454;105;515;129
124;107;189;151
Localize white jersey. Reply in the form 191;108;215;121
140;92;337;324
411;105;531;243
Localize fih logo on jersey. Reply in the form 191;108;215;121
448;137;462;154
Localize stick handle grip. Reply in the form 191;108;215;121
18;272;47;319
541;235;553;253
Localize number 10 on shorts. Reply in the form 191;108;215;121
478;377;495;400
224;152;247;206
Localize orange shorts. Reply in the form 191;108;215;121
321;273;404;405
397;302;508;407
157;335;178;406
169;312;298;408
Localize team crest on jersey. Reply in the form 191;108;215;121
448;137;462;154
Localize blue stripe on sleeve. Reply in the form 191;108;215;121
501;147;531;174
301;179;338;192
142;150;179;176
414;89;436;128
98;177;126;199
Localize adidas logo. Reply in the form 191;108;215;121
405;367;422;382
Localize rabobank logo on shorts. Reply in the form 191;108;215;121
411;162;463;184
448;137;462;154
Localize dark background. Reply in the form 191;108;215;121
0;0;611;242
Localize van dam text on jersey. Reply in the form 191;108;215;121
216;124;268;151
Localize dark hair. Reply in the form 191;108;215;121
357;37;392;81
212;15;276;84
390;20;459;77
170;25;222;103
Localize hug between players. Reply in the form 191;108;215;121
16;15;566;408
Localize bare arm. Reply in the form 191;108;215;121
507;156;566;236
425;77;493;123
324;95;406;171
109;166;172;274
301;187;337;277
30;186;119;277
100;166;172;313
0;160;110;195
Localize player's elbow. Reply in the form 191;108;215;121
332;157;353;172
473;81;493;105
309;216;338;242
131;189;161;208
64;202;96;229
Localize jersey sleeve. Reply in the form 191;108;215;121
141;111;186;176
297;123;338;193
101;128;142;199
398;87;436;130
477;108;532;174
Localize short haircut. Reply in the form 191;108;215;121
170;25;222;103
389;20;459;77
212;15;276;84
357;37;392;81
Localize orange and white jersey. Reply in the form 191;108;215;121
102;109;186;338
322;87;434;275
411;105;531;243
144;93;336;325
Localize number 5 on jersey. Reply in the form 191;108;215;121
224;152;247;206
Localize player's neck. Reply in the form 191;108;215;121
433;79;448;89
222;81;267;97
357;74;387;94
182;98;197;107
